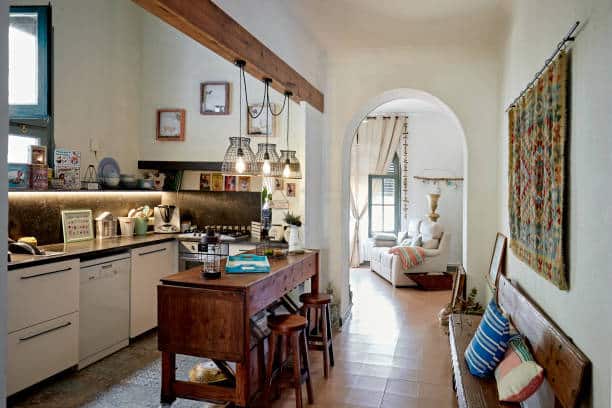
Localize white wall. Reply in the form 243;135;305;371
403;112;464;264
325;45;501;315
499;0;612;406
10;0;143;175
1;1;9;404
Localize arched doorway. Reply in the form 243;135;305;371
336;89;469;317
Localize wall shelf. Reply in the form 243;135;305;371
138;161;223;172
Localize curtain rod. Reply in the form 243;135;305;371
505;21;580;112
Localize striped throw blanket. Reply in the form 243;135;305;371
388;246;426;271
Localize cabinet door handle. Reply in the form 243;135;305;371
19;322;72;342
20;267;72;280
138;248;167;256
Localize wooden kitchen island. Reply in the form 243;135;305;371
157;250;320;407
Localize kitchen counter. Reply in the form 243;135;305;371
8;234;178;270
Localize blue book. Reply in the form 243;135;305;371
225;254;271;273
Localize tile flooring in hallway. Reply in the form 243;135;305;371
8;267;455;408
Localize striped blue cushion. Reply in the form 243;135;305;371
464;299;510;378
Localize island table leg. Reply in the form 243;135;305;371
161;351;176;404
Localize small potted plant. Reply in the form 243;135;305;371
283;212;303;253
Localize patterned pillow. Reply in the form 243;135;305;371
464;299;510;378
495;333;544;402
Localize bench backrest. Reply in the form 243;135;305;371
497;274;589;408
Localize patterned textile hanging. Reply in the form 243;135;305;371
401;118;409;229
508;50;569;290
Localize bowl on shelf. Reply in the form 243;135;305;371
120;174;138;189
138;178;154;190
102;176;120;188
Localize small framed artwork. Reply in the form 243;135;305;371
200;173;211;191
224;175;237;192
285;182;296;197
211;173;224;191
157;109;186;141
273;177;284;191
247;103;276;136
451;265;467;310
28;145;47;165
201;82;230;115
237;176;251;192
487;233;508;291
270;200;289;210
62;209;94;243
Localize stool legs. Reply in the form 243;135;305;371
290;333;303;408
300;331;314;404
321;305;330;378
265;332;278;403
325;304;334;367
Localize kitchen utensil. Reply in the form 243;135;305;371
118;217;135;237
120;174;138;189
153;205;180;233
134;217;148;236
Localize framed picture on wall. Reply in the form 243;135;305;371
247;103;276;136
201;82;230;115
285;182;296;197
237;176;251;192
157;109;186;141
200;173;211;191
61;209;94;243
487;233;507;291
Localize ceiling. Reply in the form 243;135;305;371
369;98;439;115
283;0;510;51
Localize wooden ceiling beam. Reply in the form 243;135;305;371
132;0;324;112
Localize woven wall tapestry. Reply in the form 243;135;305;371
508;50;569;290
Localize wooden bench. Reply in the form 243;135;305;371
449;274;590;408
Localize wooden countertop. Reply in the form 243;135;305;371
161;250;318;292
8;233;178;270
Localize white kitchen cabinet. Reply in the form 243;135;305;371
7;312;79;396
8;259;79;334
7;259;80;395
130;241;178;337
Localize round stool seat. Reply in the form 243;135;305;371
299;292;332;305
268;314;308;333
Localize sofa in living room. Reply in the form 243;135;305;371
367;218;451;287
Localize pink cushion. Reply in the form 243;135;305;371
494;333;544;402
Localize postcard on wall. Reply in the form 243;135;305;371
237;176;251;192
286;182;296;197
200;172;211;191
270;200;289;210
224;175;237;192
273;177;284;191
211;173;224;191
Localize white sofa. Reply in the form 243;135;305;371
367;219;451;287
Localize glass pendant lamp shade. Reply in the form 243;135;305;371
255;143;281;176
279;150;302;179
221;137;256;175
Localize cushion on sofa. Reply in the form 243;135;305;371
464;299;510;378
494;332;544;402
372;233;397;241
421;221;444;240
371;239;396;247
396;231;409;244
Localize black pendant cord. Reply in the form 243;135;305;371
238;62;243;152
506;21;580;112
268;91;288;117
285;92;292;151
241;66;268;120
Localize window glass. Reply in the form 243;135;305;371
8;134;40;164
9;12;39;105
369;155;400;236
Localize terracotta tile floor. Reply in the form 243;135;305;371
269;267;456;408
8;267;455;408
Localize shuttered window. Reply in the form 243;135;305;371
368;155;400;236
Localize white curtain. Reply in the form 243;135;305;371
349;116;405;267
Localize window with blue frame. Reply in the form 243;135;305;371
9;5;53;165
368;155;400;236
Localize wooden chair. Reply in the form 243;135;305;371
266;314;314;408
299;293;334;378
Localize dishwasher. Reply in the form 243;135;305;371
79;252;131;369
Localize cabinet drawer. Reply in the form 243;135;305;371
7;312;79;395
8;259;79;333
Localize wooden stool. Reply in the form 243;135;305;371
299;293;334;378
265;314;314;408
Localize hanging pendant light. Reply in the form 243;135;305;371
222;60;256;175
279;91;302;179
254;78;282;177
